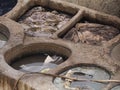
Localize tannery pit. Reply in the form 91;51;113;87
54;66;111;90
5;43;71;73
63;23;120;45
18;6;72;37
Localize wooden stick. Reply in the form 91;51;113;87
36;72;120;83
54;10;84;38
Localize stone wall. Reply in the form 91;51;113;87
62;0;120;17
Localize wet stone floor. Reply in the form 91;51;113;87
63;23;120;45
0;0;17;15
18;6;71;37
11;53;66;73
54;66;110;90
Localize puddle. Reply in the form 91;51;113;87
11;53;66;73
111;43;120;61
63;23;119;45
0;0;17;15
111;86;120;90
18;6;71;37
54;66;110;90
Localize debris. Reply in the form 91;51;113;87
64;23;119;45
64;70;81;90
41;68;50;73
63;28;80;43
52;55;64;64
44;55;64;64
44;55;55;64
18;54;63;72
20;65;26;68
18;6;71;37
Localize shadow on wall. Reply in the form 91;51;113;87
62;0;120;17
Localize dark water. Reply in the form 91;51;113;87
0;0;17;15
11;53;65;72
54;66;110;90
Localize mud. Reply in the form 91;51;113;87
63;23;120;45
18;6;71;37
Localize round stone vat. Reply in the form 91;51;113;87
4;43;71;73
54;65;111;90
111;85;120;90
111;43;120;61
0;23;10;48
0;0;17;16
